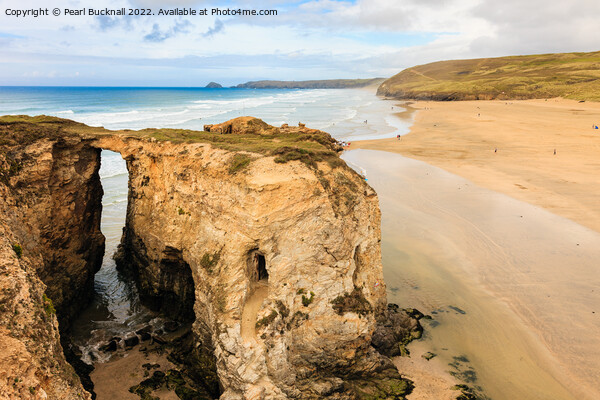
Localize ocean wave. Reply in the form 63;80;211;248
385;114;410;134
103;198;128;206
99;171;128;179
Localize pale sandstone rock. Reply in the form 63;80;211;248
0;117;409;399
94;122;391;398
0;130;100;399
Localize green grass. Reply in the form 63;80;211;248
256;310;278;328
199;252;220;274
228;153;253;174
331;288;372;316
42;293;56;315
377;50;600;101
301;291;315;307
12;243;22;258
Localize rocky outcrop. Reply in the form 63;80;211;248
205;82;223;88
96;118;407;399
0;118;104;399
0;116;414;400
204;116;280;135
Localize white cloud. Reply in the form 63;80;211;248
0;0;598;85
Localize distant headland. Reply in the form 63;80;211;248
235;78;385;89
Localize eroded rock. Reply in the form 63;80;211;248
0;116;414;400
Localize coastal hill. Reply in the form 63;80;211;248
377;50;600;101
236;78;385;89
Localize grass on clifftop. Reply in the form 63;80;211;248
377;50;600;101
0;115;343;169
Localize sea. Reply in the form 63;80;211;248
0;86;410;363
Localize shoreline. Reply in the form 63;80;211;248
341;96;600;399
348;97;600;233
342;149;600;400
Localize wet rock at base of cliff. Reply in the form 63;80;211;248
125;335;140;348
372;303;426;358
115;241;196;323
130;368;212;400
62;338;96;398
166;331;221;399
100;339;119;352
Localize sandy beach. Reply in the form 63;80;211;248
344;98;600;398
349;98;600;233
342;149;600;400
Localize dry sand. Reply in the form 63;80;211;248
349;98;600;233
241;282;268;343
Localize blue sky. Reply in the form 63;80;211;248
0;0;599;86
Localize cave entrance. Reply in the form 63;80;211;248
248;251;268;283
257;254;268;281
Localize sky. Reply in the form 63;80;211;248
0;0;599;86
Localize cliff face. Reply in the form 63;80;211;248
0;120;104;399
0;128;105;325
95;120;400;398
0;116;411;399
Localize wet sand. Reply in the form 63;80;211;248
349;98;600;233
91;346;177;400
393;340;460;400
342;150;600;400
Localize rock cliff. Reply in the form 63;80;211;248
97;119;408;399
0;117;104;399
0;116;415;399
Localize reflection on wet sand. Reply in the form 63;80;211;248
343;149;600;400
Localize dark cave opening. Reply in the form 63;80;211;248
248;250;269;283
257;253;268;281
